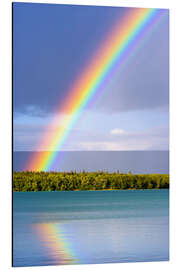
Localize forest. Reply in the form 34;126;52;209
13;171;169;192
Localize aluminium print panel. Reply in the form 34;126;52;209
13;2;169;267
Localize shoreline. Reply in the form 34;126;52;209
13;188;169;192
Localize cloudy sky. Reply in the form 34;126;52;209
13;3;169;151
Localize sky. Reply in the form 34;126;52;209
13;3;169;151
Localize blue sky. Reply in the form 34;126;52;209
13;3;169;151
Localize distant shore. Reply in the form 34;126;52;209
13;171;169;192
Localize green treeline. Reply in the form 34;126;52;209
13;171;169;192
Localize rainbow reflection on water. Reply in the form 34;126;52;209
34;223;78;265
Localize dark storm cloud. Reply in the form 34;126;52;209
13;3;169;116
13;3;127;115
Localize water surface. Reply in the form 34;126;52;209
13;151;169;173
13;189;169;266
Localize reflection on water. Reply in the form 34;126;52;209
13;190;169;267
33;223;77;265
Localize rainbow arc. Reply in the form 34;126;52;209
26;8;166;171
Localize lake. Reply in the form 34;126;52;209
13;151;169;173
13;189;169;266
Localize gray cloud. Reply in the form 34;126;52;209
93;16;169;113
14;122;169;151
13;5;169;116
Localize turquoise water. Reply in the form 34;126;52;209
13;190;169;267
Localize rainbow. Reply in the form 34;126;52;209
26;7;166;171
34;223;78;265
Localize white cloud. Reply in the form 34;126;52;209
79;141;125;151
110;128;126;135
79;140;154;151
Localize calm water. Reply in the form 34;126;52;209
13;190;169;267
13;151;169;173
